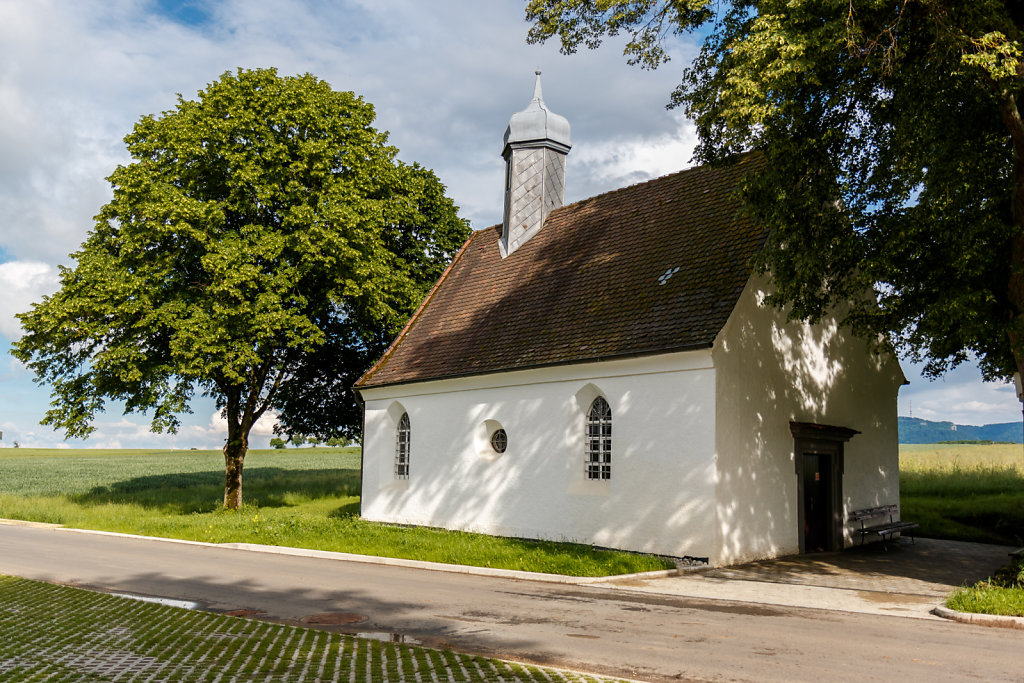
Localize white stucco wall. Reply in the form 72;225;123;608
360;351;719;559
712;276;905;565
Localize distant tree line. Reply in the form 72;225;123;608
268;435;353;449
935;440;1015;445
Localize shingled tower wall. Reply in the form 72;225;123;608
501;71;571;258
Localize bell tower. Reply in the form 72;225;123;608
500;71;571;258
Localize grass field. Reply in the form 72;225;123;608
899;443;1024;547
0;447;674;577
900;444;1024;616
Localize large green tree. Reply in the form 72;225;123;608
527;1;1024;383
13;68;469;508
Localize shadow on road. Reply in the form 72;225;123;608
699;537;1013;596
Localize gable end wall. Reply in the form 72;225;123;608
712;276;904;565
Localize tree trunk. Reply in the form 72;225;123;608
220;370;269;509
223;431;249;509
999;90;1024;377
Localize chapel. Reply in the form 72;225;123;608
354;75;905;565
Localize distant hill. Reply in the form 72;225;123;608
898;416;1023;444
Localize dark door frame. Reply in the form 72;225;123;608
790;422;859;553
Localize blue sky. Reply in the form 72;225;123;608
0;0;1017;449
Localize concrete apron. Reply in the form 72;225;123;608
594;571;944;620
594;536;1018;622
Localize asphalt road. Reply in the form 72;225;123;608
1;523;1021;682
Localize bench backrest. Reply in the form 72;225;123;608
849;504;898;522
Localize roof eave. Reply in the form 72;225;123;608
355;231;478;388
357;340;715;392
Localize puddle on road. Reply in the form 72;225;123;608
110;592;200;610
105;595;423;647
352;632;422;645
301;612;367;625
223;609;266;617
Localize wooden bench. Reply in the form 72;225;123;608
850;504;919;546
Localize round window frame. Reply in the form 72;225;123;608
490;429;508;454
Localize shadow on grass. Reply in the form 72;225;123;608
328;501;361;518
71;468;360;513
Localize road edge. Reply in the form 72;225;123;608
0;519;688;585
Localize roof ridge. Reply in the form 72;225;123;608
550;150;760;218
471;152;760;236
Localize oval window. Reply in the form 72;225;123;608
490;429;508;454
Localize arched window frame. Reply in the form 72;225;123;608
395;412;410;479
586;397;612;480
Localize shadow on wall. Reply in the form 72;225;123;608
713;281;903;564
374;380;717;557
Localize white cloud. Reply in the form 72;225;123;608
1;408;281;451
572;114;698;192
899;359;1020;425
0;261;59;339
197;409;280;442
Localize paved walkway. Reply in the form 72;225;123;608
600;537;1014;619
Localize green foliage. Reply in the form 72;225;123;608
269;437;286;449
947;583;1024;617
947;555;1024;616
526;1;1024;380
0;448;673;576
11;68;470;506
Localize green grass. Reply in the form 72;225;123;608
899;443;1024;546
901;444;1024;617
946;557;1024;617
0;573;628;682
0;447;674;576
947;583;1024;617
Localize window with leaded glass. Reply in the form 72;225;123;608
586;397;611;480
395;412;410;479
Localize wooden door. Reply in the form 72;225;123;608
802;453;832;552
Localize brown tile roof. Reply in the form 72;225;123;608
357;154;767;389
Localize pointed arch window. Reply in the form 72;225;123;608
395;412;410;479
586;397;612;480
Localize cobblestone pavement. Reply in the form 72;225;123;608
0;576;628;682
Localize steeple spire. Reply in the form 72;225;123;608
499;72;572;258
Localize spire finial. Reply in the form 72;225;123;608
532;70;543;102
